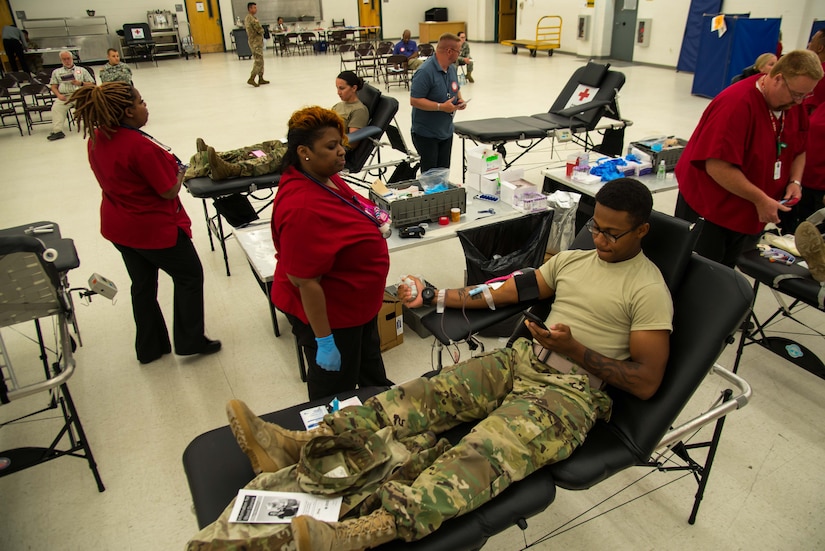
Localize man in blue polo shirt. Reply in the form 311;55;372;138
393;29;422;71
409;33;468;172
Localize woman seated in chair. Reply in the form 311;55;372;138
190;72;370;180
332;70;369;134
730;52;777;85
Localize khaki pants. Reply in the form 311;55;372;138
50;99;73;134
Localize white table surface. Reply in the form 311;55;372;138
541;166;678;197
234;198;529;284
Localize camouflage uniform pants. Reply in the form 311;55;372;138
184;140;285;181
250;39;264;78
326;337;612;541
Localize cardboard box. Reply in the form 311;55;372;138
466;145;502;175
500;169;537;206
385;282;436;338
466;172;499;196
377;291;404;352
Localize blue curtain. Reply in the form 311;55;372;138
677;0;723;73
812;20;825;41
691;16;780;98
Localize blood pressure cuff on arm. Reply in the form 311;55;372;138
514;268;540;301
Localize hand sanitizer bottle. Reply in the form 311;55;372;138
657;160;666;180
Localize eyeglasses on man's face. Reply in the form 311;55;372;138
584;218;637;244
781;75;814;102
438;47;460;55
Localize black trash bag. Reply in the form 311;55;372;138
212;194;259;228
457;210;555;336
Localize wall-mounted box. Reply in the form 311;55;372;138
577;15;590;40
637;19;651;47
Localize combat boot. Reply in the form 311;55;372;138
195;138;207;152
226;399;332;473
247;75;259;87
291;509;397;551
208;147;242;180
467;70;474;83
258;75;270;85
795;221;825;282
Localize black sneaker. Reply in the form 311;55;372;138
47;131;65;141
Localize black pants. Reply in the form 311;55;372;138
285;313;393;400
674;193;759;268
113;229;207;363
3;39;28;73
412;132;453;173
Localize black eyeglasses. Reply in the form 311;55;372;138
584;218;637;244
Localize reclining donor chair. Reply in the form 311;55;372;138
182;211;753;549
453;60;631;182
184;83;416;276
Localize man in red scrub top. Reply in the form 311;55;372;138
674;50;823;267
804;30;825;114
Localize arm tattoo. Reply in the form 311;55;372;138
582;348;644;390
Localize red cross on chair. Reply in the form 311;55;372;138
578;88;591;102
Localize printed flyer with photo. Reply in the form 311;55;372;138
229;490;342;524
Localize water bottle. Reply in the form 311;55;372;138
657;160;666;180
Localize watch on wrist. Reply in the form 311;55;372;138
421;286;436;306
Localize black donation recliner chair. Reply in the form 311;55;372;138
181;211;752;550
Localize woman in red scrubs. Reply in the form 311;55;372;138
71;82;220;364
271;106;393;399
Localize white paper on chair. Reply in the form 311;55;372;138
563;85;600;109
229;490;342;524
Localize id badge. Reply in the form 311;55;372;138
774;160;781;180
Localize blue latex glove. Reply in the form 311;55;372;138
315;334;341;371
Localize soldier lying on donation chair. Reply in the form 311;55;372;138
183;137;287;182
185;179;677;551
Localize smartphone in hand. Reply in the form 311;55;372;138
523;311;548;331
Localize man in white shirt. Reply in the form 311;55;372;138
47;50;95;141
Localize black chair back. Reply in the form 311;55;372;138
546;61;626;128
345;85;399;173
123;23;154;45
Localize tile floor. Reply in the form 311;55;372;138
1;44;824;550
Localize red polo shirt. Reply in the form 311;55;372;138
676;75;808;234
271;166;389;329
88;127;191;248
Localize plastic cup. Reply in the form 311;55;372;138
566;154;579;177
450;208;461;223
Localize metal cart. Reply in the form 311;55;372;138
501;15;562;57
178;20;201;60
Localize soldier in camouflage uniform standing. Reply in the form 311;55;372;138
212;179;673;551
244;2;268;87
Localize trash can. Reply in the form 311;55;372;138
457;209;554;336
232;29;252;59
